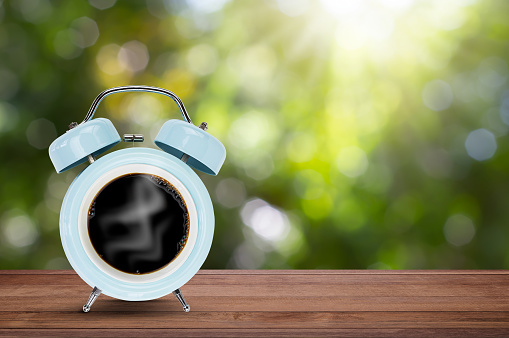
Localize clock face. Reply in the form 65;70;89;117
77;162;199;284
60;148;215;300
88;173;190;275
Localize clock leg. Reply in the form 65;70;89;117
83;286;102;313
173;288;190;312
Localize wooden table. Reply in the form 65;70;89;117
0;270;508;337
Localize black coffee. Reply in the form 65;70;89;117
87;173;189;274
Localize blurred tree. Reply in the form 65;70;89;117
1;0;509;270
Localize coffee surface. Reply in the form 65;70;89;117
88;173;189;274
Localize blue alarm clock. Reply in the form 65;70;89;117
48;86;226;312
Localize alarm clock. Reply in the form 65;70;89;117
48;86;226;312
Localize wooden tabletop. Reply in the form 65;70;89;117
0;270;508;337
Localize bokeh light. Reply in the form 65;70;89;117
241;199;290;243
2;214;38;248
88;0;116;11
465;128;497;161
336;146;369;178
422;80;454;112
444;214;476;247
70;17;99;49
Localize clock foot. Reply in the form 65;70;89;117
83;286;102;313
173;288;190;312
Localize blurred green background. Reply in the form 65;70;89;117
1;0;509;270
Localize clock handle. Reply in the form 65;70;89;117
80;85;193;126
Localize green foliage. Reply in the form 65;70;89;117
1;0;508;270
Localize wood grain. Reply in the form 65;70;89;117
0;270;508;337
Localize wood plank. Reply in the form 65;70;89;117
1;282;508;297
1;270;508;275
0;270;508;337
1;311;509;329
2;272;509;286
195;270;509;275
3;295;509;312
1;328;509;338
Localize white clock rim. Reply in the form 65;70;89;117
77;163;198;284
